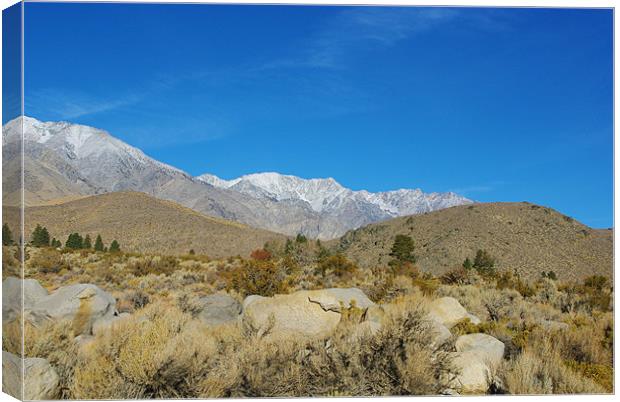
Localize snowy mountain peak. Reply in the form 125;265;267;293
197;171;472;215
3;116;185;176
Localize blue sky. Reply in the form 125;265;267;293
17;4;613;227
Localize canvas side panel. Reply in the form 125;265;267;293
2;1;24;400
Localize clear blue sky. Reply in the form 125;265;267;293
17;4;614;228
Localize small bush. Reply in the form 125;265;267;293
29;248;70;274
250;248;272;261
129;256;179;276
226;259;288;297
317;254;358;279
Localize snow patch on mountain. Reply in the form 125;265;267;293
3;116;185;177
197;172;472;217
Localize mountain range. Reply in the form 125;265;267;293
3;191;287;258
2;116;471;239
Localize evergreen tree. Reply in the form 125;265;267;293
83;234;92;249
284;238;294;255
473;249;496;276
389;234;416;265
65;233;84;249
31;224;50;247
94;234;104;252
2;223;14;246
109;240;120;253
462;257;473;270
295;233;308;243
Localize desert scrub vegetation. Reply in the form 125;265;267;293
8;237;614;397
21;299;454;399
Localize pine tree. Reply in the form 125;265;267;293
31;224;50;247
389;234;416;265
83;234;92;249
65;233;84;249
109;240;120;253
473;249;495;276
2;223;14;246
462;257;473;270
94;234;104;252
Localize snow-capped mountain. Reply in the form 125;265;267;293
3;116;186;190
197;172;472;219
3;116;472;239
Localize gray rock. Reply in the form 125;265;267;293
2;277;49;322
242;288;375;338
429;320;452;347
451;333;505;393
30;283;117;335
455;333;505;365
197;293;241;326
307;288;375;312
427;297;470;329
3;351;60;400
451;352;493;394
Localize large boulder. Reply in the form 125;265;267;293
427;297;472;329
2;351;60;400
2;277;49;322
30;283;117;335
242;288;375;338
429;320;452;347
306;288;375;312
197;293;242;326
455;333;505;365
451;333;505;393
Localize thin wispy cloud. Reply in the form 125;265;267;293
263;7;460;70
25;88;143;120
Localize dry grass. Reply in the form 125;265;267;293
66;297;455;399
8;240;613;398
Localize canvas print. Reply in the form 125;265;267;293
1;2;614;399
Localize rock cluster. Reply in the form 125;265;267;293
426;297;504;394
2;277;511;396
2;277;120;400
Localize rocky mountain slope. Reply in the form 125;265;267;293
3;191;287;258
2;117;471;238
333;202;613;281
198;171;470;220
